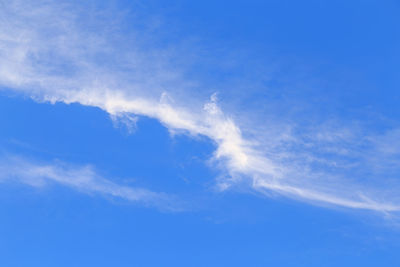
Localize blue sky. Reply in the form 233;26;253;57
1;0;400;266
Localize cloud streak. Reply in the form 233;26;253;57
1;0;400;213
0;156;179;210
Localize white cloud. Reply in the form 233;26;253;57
1;0;400;214
0;156;179;210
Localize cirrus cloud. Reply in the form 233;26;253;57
1;0;400;214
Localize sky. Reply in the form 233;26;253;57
1;0;400;266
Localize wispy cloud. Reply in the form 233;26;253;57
1;0;400;213
0;156;180;210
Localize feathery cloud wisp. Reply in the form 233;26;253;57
0;156;179;210
1;0;400;213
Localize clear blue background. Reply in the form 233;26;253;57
1;0;400;266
